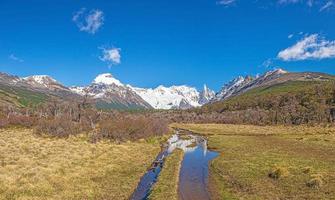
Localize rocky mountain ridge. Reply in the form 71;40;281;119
2;68;330;110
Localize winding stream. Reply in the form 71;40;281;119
131;131;219;200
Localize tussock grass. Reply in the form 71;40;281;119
0;128;161;200
149;149;184;200
306;174;324;189
268;166;289;180
173;123;335;200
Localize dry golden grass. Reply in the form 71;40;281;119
149;149;184;200
0;128;161;200
172;123;335;137
173;123;335;200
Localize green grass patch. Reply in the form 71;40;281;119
149;149;184;200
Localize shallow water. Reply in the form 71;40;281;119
130;135;178;200
178;137;219;200
131;132;218;200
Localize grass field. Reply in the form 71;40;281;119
172;123;335;200
0;128;161;200
149;149;184;200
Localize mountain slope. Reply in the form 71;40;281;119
202;71;335;114
0;73;57;107
214;69;288;102
24;75;69;91
70;73;152;110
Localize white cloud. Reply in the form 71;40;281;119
217;0;236;6
319;1;334;11
278;34;335;61
288;34;294;39
8;54;24;62
99;47;121;66
72;8;104;34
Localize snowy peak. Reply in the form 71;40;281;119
24;75;68;91
0;72;22;85
214;68;289;102
93;73;123;86
69;86;86;96
199;84;215;105
261;68;288;80
130;85;204;110
24;75;57;85
70;73;152;109
266;68;288;76
215;76;252;101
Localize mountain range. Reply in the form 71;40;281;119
0;69;333;110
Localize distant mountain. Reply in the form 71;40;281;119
203;69;335;114
199;85;215;105
24;75;69;91
70;73;152;110
130;85;202;109
1;69;334;110
0;72;23;86
71;74;217;110
0;73;78;108
214;69;288;102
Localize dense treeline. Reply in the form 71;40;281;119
0;96;168;142
153;81;335;125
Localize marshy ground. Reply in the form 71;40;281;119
0;128;161;200
172;123;335;200
1;124;335;200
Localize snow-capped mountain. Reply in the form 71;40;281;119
24;75;69;91
70;73;152;109
0;68;294;110
93;73;124;86
70;73;215;110
199;85;215;105
0;72;23;86
130;85;203;109
214;76;253;101
214;69;288;101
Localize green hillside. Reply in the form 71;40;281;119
0;85;48;107
200;80;335;124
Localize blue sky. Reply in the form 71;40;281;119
0;0;334;91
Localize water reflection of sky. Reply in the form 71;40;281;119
178;135;219;200
132;133;218;200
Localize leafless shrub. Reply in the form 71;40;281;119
34;117;81;137
8;114;36;127
97;116;168;142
